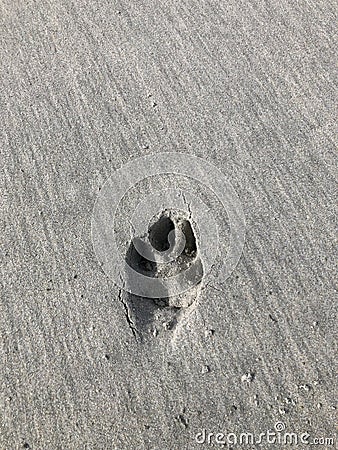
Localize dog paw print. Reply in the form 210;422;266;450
122;210;203;339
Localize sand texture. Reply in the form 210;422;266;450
1;1;336;449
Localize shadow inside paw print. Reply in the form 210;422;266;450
123;210;203;339
148;215;175;252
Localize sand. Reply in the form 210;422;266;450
1;0;336;449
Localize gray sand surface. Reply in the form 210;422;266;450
1;1;337;449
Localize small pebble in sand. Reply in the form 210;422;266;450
299;384;311;392
204;329;214;337
201;365;210;374
241;373;254;383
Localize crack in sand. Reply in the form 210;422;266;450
118;289;139;339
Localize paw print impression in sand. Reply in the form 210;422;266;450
126;209;204;309
91;153;246;338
